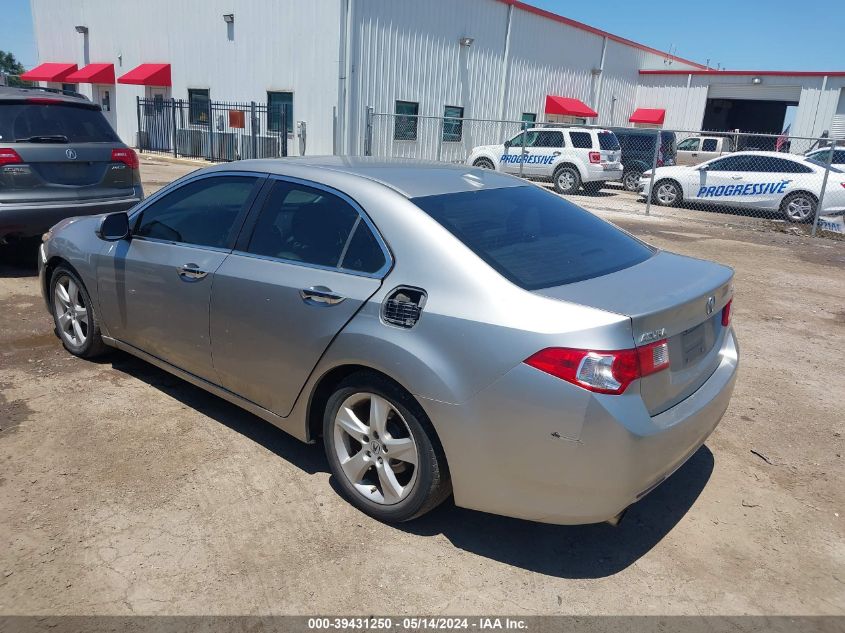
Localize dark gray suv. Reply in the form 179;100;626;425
0;87;143;245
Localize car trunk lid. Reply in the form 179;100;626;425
535;251;733;415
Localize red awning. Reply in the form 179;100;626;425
20;63;78;82
65;63;115;84
629;108;666;125
544;95;598;118
117;63;171;86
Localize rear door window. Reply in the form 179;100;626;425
412;186;654;289
701;139;718;152
246;181;361;268
0;102;119;143
568;132;593;149
134;176;260;248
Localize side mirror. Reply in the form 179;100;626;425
504;140;511;148
96;211;130;241
698;164;709;171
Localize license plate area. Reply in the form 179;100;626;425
681;322;708;367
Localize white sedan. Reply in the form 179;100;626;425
638;151;845;222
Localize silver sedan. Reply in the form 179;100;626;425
38;158;739;525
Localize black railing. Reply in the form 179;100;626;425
136;97;288;161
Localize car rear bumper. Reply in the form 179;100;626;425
420;328;739;524
0;194;141;242
584;165;623;182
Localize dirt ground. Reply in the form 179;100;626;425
0;157;843;616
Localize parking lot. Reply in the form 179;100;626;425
1;156;843;616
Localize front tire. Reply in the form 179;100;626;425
49;265;109;358
323;372;451;522
553;165;581;194
780;192;817;223
623;170;642;192
652;179;682;207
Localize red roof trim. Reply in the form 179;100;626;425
65;63;115;84
545;95;598;118
20;62;78;82
497;1;708;70
640;69;845;77
629;108;665;125
117;63;172;86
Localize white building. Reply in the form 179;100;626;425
25;0;845;157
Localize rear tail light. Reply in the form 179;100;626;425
111;148;139;170
524;339;670;395
721;299;732;327
0;148;23;166
589;151;601;164
656;147;665;167
26;97;62;104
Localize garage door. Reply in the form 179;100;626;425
707;84;802;102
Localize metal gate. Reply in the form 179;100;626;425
136;97;288;161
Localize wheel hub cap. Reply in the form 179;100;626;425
333;392;419;505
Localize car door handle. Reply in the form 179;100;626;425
691;153;698;156
300;286;345;306
552;151;561;156
731;176;743;180
177;263;208;280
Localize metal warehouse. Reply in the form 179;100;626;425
24;0;845;157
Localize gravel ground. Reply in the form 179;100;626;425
0;157;843;616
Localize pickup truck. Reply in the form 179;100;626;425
675;135;734;165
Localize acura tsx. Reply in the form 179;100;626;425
38;157;738;524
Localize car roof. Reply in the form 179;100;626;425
0;86;92;104
209;156;528;198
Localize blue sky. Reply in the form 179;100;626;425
1;0;841;71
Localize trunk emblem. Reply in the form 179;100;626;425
706;296;716;315
639;328;665;344
65;149;77;160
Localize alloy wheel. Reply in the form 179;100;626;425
624;171;641;191
557;170;576;191
53;275;88;347
333;392;419;505
785;195;814;222
656;182;678;205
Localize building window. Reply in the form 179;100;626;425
188;88;210;126
394;100;419;141
521;112;536;124
268;91;293;134
443;105;464;142
61;83;77;94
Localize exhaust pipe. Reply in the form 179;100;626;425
606;508;627;527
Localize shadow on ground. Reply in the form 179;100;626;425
109;349;714;580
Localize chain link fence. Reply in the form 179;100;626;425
365;109;845;239
136;97;288;162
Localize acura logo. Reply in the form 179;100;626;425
706;296;716;315
65;149;77;160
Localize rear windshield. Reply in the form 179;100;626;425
598;132;620;151
0;102;119;143
412;186;654;290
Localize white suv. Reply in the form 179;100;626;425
466;127;623;194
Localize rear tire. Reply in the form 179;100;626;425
780;192;817;223
49;265;110;359
553;166;581;194
652;179;682;207
473;158;495;170
623;170;642;192
583;181;604;194
323;372;451;522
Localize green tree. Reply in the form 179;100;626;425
0;50;30;87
